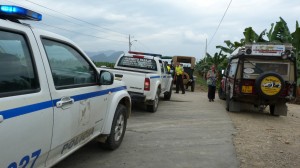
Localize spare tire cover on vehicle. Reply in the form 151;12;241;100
255;72;285;99
182;72;190;85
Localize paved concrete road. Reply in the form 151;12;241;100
53;92;239;168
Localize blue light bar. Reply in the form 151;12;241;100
0;5;42;21
129;51;162;57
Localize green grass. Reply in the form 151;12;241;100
195;74;208;91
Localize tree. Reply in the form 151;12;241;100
216;39;244;55
243;27;259;43
268;17;292;43
291;21;300;86
195;50;227;80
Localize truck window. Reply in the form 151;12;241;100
159;60;165;73
229;63;238;78
117;56;157;71
0;30;39;97
42;39;97;89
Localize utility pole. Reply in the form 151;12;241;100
204;38;207;63
129;34;131;51
129;34;137;52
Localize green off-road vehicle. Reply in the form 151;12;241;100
219;43;297;116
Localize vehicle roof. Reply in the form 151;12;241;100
123;54;161;61
172;56;196;69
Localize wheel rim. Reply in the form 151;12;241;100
114;114;124;141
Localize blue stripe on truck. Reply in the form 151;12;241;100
150;76;161;79
0;86;127;120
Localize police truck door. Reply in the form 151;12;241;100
38;38;109;165
0;23;53;168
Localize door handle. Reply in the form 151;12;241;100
56;97;74;108
0;115;3;123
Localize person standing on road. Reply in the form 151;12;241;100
167;64;171;73
175;62;185;94
206;64;217;102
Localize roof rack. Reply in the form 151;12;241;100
235;43;294;58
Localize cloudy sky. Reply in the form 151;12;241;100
1;0;299;60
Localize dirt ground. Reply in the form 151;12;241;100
228;104;300;168
195;84;300;168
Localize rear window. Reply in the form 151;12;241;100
244;62;289;76
255;63;288;75
117;56;157;71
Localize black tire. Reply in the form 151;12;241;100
147;91;159;112
226;94;230;111
105;104;127;150
218;87;226;100
255;72;285;100
191;81;195;92
164;84;172;100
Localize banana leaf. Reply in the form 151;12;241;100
243;27;258;43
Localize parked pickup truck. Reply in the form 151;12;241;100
99;51;173;112
0;6;131;168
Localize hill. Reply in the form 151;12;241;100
85;50;124;63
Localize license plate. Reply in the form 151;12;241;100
242;85;252;93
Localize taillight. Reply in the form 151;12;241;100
144;78;150;91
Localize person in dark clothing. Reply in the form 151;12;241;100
206;65;217;101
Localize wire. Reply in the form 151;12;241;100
5;0;128;42
137;41;152;52
23;0;128;37
38;22;127;43
208;0;233;46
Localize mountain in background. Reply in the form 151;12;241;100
85;50;124;63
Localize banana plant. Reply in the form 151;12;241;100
291;21;300;86
216;39;244;55
269;17;293;43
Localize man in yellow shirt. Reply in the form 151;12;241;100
175;62;185;94
166;64;171;73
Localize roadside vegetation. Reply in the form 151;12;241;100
195;74;208;92
94;61;114;68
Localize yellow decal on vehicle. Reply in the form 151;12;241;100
261;76;282;96
242;85;253;93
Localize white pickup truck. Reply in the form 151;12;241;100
99;51;173;112
0;6;131;168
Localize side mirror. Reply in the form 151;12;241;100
99;70;114;85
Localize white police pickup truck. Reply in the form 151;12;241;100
0;5;131;168
99;51;173;112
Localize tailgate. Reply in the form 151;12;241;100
108;69;147;93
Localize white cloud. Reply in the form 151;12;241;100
2;0;299;59
183;31;207;43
